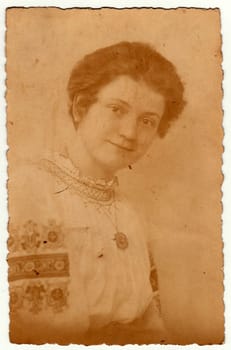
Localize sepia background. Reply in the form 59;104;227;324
7;8;223;344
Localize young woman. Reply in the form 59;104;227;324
8;41;185;344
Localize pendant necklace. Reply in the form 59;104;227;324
96;192;129;250
41;153;129;250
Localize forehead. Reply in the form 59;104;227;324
97;75;165;112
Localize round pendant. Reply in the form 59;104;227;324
114;232;128;250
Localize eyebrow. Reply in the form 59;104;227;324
108;98;130;108
141;111;161;120
108;98;161;119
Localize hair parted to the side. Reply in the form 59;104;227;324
67;41;186;137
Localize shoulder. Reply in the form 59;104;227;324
8;153;67;222
8;154;68;249
8;154;69;263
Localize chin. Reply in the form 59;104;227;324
98;156;131;174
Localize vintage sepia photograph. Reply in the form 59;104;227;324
6;7;224;345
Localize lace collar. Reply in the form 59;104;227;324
40;152;118;202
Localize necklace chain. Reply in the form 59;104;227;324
40;155;129;250
95;192;119;231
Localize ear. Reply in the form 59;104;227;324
71;95;86;128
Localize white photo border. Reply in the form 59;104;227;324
0;1;230;349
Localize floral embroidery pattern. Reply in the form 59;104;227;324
46;282;69;312
21;221;41;251
8;219;65;254
25;282;46;313
10;281;69;314
153;291;161;314
148;250;159;292
8;219;70;314
148;251;161;313
8;253;69;282
150;265;159;292
42;220;65;248
10;286;24;312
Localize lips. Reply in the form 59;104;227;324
108;141;134;152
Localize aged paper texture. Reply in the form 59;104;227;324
6;8;223;345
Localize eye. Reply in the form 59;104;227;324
141;116;157;128
108;104;125;116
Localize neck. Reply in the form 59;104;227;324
67;132;115;181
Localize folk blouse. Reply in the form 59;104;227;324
8;152;164;344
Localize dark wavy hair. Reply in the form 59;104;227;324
67;41;185;137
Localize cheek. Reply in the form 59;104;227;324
89;108;115;135
137;132;155;151
80;110;103;138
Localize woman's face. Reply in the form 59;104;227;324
75;75;165;173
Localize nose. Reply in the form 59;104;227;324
119;114;137;142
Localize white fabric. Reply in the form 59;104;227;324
9;153;157;340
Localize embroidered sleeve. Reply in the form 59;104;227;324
8;219;66;254
8;219;70;315
148;250;162;314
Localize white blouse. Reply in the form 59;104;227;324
8;153;163;344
